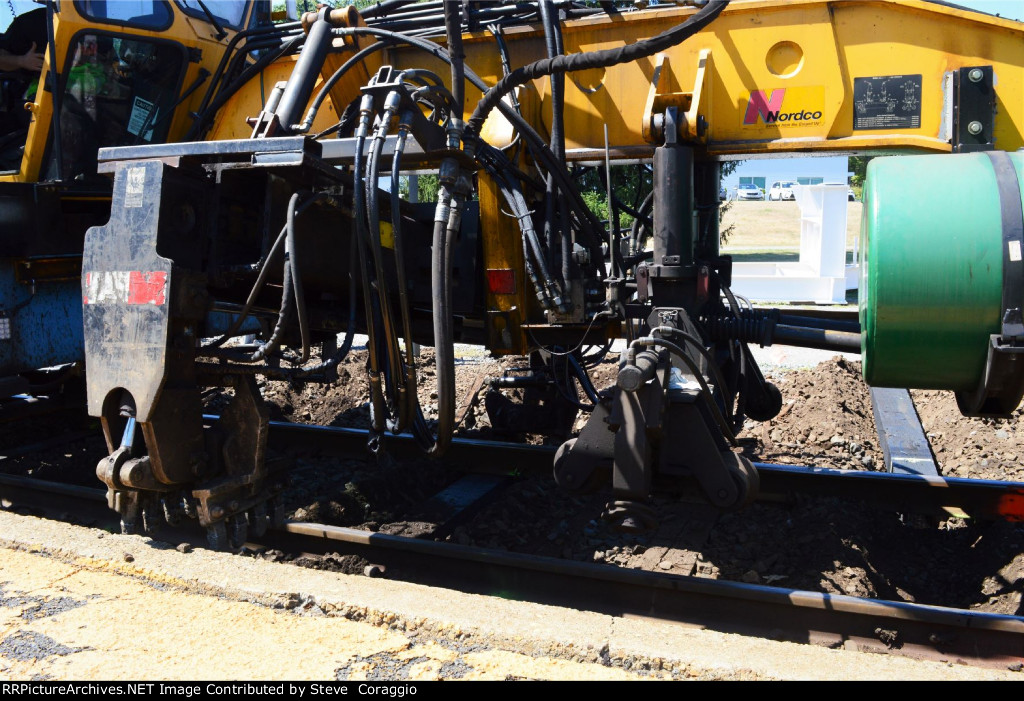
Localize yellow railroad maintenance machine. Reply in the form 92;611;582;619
74;0;1024;547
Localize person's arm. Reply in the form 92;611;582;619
0;43;43;73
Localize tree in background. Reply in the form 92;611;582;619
849;155;874;198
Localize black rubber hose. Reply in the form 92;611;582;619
487;22;523;154
649;324;735;420
369;4;539;33
465;0;729;138
352;106;388;433
413;186;459;457
251;191;333;364
772;325;862;354
540;0;566;288
444;0;465;133
551;1;573;299
203;194;330;350
328;26;607;277
289;234;359;379
365;105;407;431
186;33;305;140
391;116;418;434
630;337;737;445
567;353;601;405
193;21;302;124
285;192;311;363
491;170;558;311
630;190;654;254
361;0;420;20
251;245;295;363
509;177;565;311
299;40;392;133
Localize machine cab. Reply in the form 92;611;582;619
1;1;259;187
0;1;261;387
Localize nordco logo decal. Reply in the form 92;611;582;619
743;87;825;127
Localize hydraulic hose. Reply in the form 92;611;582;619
286;192;311;363
487;23;523;156
465;0;728;137
360;0;420;20
444;2;465;136
328;25;607;278
252;191;333;364
297;40;392;133
628;336;737;445
194;21;302;125
365;94;407;432
648;325;734;418
629;190;655;255
567;353;601;406
351;95;387;434
203;193;331;350
391;111;419;435
187;32;306;140
540;0;570;296
491;171;559;311
413;182;461;457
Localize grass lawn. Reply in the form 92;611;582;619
720;200;862;261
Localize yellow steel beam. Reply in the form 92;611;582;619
386;0;1022;158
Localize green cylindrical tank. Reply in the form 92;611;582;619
860;151;1024;391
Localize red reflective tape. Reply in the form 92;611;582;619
487;269;516;295
84;271;167;305
127;271;168;305
997;492;1024;522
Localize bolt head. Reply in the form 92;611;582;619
968;68;984;83
967;120;984;135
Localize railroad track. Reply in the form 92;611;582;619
254;416;1024;521
0;448;1022;671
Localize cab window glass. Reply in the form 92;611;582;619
75;1;173;30
176;1;248;28
48;33;184;180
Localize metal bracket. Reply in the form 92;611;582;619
953;66;995;153
642;50;713;145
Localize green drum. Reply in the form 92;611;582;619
860;151;1024;404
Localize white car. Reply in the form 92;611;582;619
736;183;764;200
767;180;797;201
826;182;858;201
